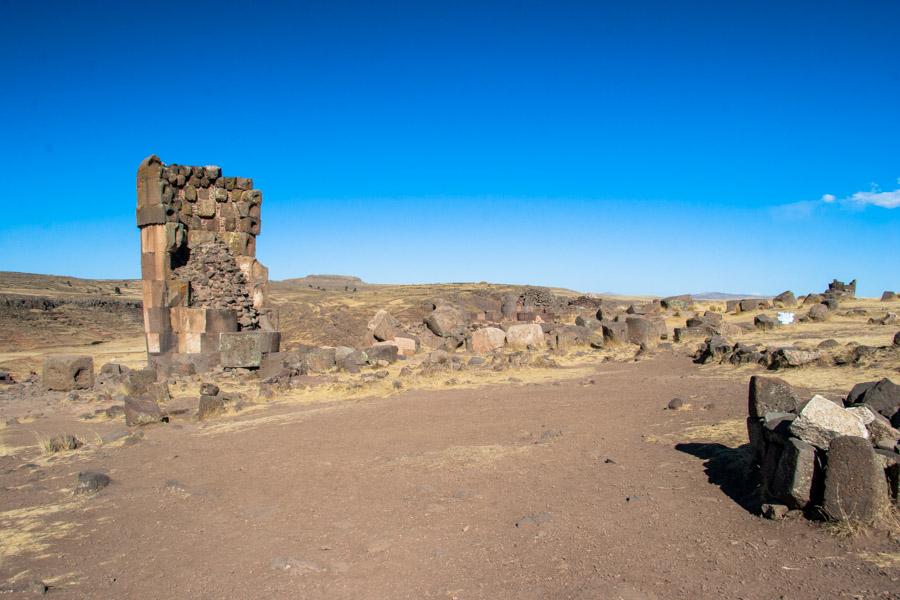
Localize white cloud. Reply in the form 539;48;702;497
848;189;900;209
821;193;836;203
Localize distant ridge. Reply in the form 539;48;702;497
278;274;367;290
693;291;771;300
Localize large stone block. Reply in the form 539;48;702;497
789;395;869;450
505;324;545;350
602;321;628;345
660;295;693;311
748;375;801;419
770;437;817;509
471;327;507;353
823;436;890;522
626;316;657;349
42;355;94;391
219;331;278;368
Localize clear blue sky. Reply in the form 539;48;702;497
1;0;898;296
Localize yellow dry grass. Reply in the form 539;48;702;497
644;418;748;448
857;551;900;569
0;501;82;561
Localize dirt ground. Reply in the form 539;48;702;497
1;349;899;599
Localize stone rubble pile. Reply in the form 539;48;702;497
172;240;260;329
748;376;899;522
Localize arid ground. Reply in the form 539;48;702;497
1;272;898;599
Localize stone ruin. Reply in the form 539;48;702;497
825;278;856;299
748;375;898;522
136;156;279;373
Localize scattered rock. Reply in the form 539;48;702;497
74;471;110;494
47;434;82;453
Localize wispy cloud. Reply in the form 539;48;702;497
772;179;900;219
847;189;900;209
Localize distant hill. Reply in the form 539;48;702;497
277;274;368;291
693;291;770;300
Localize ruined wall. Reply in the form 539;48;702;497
136;155;278;369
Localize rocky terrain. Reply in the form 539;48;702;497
0;272;898;598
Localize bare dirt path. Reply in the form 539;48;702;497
1;352;898;599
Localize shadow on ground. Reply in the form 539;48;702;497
675;442;761;514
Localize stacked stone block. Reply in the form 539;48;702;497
136;155;278;370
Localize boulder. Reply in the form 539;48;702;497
773;291;796;307
881;291;897;301
368;309;399;342
821;298;840;311
694;335;731;364
789;395;869;450
365;343;399;364
391;337;418;357
554;325;592;351
803;293;824;305
754;314;778;330
42;355;94;391
338;350;368;373
769;437;817;509
305;347;337;372
505;324;545;350
739;298;766;312
850;378;900;423
124;394;166;426
470;327;506;354
625;316;657;349
74;471;111;495
601;321;629;345
574;315;602;330
807;304;829;322
868;312;899;326
822;436;890;522
748;375;801;419
219;331;280;368
770;347;822;369
660;294;693;311
425;305;468;337
895;331;900;347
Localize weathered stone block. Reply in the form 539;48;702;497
789;395;869;450
602;321;628;345
471;327;506;353
42;355;94;391
219;331;276;368
770;438;817;509
748;375;801;419
823;436;890;522
626;316;657;349
506;324;545;350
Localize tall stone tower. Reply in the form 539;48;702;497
136;155;279;372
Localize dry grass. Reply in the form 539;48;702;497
645;418;748;447
856;551;900;569
0;501;82;561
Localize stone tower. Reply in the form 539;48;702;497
136;155;279;372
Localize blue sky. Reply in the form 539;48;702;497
1;0;897;296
